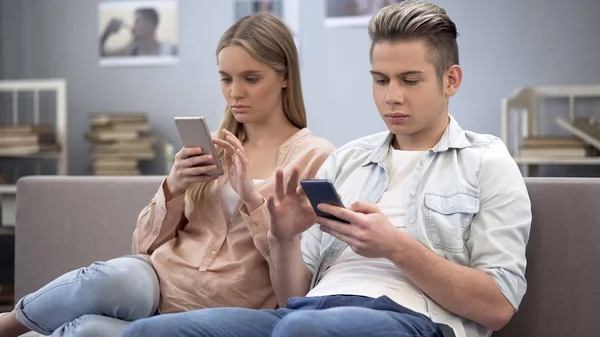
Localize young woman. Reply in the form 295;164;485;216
0;12;334;337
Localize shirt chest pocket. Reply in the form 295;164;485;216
424;192;479;253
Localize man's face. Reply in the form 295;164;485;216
370;40;457;146
132;13;155;39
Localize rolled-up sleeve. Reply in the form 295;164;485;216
466;139;532;310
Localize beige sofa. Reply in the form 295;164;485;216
13;176;600;337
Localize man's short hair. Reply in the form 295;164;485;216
136;8;159;27
368;1;459;80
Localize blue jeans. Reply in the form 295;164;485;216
14;256;159;336
123;295;444;337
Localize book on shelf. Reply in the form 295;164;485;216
86;112;157;176
519;147;599;158
518;135;600;158
521;136;586;148
91;151;156;160
0;124;60;156
92;157;141;176
89;112;148;126
91;137;156;153
0;124;55;134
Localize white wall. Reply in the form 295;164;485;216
2;0;599;176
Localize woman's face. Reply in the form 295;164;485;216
217;45;287;125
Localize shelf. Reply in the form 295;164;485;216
0;151;62;159
0;79;68;175
527;85;600;98
0;185;17;194
515;157;600;165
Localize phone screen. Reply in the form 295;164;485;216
300;179;349;224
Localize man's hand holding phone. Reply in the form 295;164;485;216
316;201;405;260
299;178;404;259
164;147;219;200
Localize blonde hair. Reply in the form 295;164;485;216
368;1;459;81
187;12;306;205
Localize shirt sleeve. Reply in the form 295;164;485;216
132;178;188;255
239;198;270;263
466;138;532;310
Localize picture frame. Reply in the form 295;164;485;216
98;0;179;67
324;0;404;28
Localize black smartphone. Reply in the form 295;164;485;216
300;179;349;224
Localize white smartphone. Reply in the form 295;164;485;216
174;116;224;176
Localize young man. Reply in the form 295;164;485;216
123;2;531;336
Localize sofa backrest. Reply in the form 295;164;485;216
14;176;600;337
493;178;600;337
15;175;164;300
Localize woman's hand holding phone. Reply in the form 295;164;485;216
164;147;220;200
213;130;263;212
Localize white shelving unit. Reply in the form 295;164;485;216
0;79;68;226
501;85;600;177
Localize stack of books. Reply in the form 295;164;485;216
86;113;157;175
518;117;600;159
518;136;597;158
0;124;59;156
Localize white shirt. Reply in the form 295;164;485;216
220;179;263;218
306;149;430;314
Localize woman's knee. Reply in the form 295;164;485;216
78;257;159;319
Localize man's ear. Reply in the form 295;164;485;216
444;65;462;98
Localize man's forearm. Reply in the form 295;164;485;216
390;232;514;331
268;232;311;307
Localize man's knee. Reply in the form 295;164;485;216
123;319;163;337
124;316;193;337
272;311;321;337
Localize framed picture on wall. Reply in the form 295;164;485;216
98;0;179;67
324;0;404;28
233;0;301;57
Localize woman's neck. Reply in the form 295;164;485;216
243;114;300;148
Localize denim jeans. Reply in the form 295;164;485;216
123;294;444;337
14;256;159;336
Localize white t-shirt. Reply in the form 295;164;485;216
306;149;430;315
220;179;263;218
